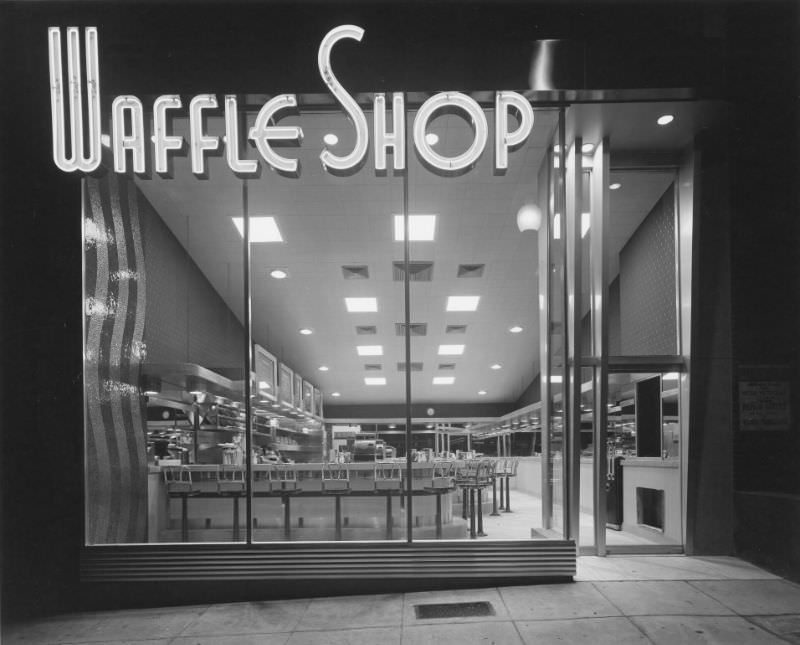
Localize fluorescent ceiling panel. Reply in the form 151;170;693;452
364;377;387;385
356;345;383;356
231;217;283;242
438;344;465;355
433;376;455;385
446;296;480;312
393;214;437;241
345;297;378;312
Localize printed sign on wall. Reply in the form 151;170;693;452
738;380;791;431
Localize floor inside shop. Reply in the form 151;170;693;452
438;489;679;548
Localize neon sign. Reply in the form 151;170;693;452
49;25;534;176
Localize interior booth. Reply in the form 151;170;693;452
75;21;725;584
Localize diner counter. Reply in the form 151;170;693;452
147;461;469;542
148;461;453;492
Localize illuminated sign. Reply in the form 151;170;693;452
48;25;534;176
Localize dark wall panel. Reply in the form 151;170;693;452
141;197;245;369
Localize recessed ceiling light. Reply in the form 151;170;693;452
581;143;595;154
446;296;480;312
438;344;465;356
388;423;397;429
323;133;339;145
318;366;329;372
425;132;439;145
609;183;622;190
231;217;283;242
433;376;455;385
270;268;288;279
299;328;313;335
491;363;502;370
657;114;674;126
509;325;523;333
478;390;487;396
357;345;383;356
331;392;341;397
345;297;378;312
393;214;437;241
364;377;387;386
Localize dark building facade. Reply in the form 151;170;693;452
1;0;798;621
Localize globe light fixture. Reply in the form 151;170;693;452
516;203;542;232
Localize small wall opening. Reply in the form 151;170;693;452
636;487;665;531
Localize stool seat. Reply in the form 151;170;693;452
374;461;402;491
322;479;350;492
272;463;302;494
428;478;454;489
217;464;245;494
163;465;194;495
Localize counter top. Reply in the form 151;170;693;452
148;461;451;475
621;457;679;469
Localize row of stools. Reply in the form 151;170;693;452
455;458;520;539
163;458;519;542
163;462;403;542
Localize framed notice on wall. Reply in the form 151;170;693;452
314;387;323;419
302;380;314;414
293;373;303;410
278;363;294;408
739;380;791;431
253;345;277;402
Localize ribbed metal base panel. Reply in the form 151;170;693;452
81;541;576;583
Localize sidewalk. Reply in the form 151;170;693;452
4;556;800;644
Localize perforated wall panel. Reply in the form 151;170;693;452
619;184;677;355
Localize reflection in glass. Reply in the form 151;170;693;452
605;372;682;546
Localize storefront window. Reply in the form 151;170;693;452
82;94;701;550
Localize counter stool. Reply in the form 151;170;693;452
472;459;495;536
322;462;351;540
455;460;487;539
374;461;402;539
455;461;472;521
217;464;245;540
502;458;519;513
163;465;194;542
272;463;302;541
474;459;493;537
497;458;507;510
424;461;455;539
489;458;502;516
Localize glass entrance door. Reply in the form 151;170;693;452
558;102;697;553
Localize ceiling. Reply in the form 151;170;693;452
134;99;713;411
